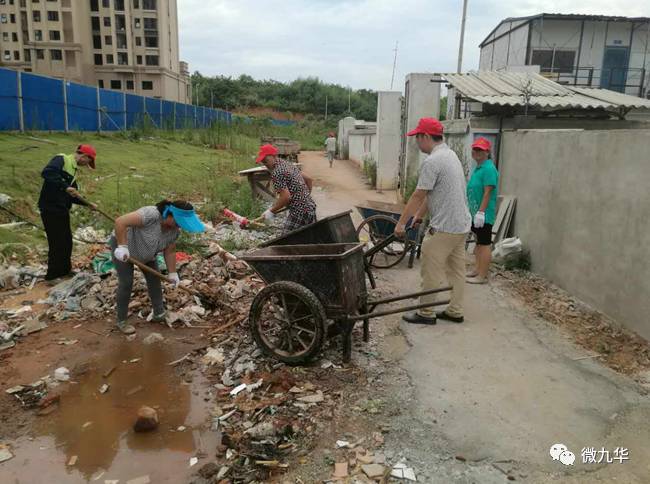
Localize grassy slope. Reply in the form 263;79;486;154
0;131;264;257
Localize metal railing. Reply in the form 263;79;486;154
540;66;647;98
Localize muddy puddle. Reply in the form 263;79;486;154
3;340;217;483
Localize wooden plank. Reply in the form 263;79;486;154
492;196;513;237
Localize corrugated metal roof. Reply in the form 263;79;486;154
440;71;650;111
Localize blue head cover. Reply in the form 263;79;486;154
162;204;205;233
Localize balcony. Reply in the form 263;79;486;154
540;66;647;98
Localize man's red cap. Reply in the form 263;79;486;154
256;144;279;164
77;144;96;169
406;117;443;137
471;137;492;152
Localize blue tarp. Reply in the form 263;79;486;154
125;93;144;129
66;82;98;132
0;69;20;130
21;72;65;131
161;100;174;129
99;90;125;131
145;97;161;128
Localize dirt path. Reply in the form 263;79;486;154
298;151;650;483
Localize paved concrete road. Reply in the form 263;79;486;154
300;150;650;483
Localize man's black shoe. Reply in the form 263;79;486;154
402;312;436;325
436;311;464;323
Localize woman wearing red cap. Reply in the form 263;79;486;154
38;144;97;282
254;144;316;233
466;137;499;284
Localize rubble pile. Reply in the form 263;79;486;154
497;268;650;375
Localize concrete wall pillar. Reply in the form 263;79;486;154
403;73;441;181
376;91;402;190
337;116;356;159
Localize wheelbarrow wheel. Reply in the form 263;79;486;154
249;281;326;364
357;214;409;269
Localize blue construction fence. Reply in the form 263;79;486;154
0;67;294;132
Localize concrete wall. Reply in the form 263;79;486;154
348;132;377;168
337;116;356;159
499;128;650;339
376;91;402;190
404;73;441;181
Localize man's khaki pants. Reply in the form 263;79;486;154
418;231;467;318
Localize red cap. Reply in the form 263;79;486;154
255;144;279;163
471;137;492;152
406;117;443;137
76;144;97;169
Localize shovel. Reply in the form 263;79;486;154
75;195;231;311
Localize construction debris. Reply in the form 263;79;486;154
133;406;159;432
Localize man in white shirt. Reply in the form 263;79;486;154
395;117;471;325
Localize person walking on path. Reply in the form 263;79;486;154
394;117;471;325
255;144;317;234
466;137;499;284
325;132;337;168
110;199;205;334
38;144;98;283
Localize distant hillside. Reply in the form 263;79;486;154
192;73;378;121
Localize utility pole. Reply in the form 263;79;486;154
348;87;351;114
456;0;468;73
390;41;398;89
325;95;328;119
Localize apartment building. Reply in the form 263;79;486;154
0;0;190;102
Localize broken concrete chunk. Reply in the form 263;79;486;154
67;455;78;466
142;333;164;345
133;406;159;432
391;461;417;481
0;444;14;463
201;347;224;365
297;390;324;404
244;421;276;438
332;461;349;478
99;384;109;394
54;367;70;382
362;463;387;479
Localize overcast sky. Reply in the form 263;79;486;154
178;0;650;91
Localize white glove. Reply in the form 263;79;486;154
168;272;180;287
114;245;130;262
473;211;485;228
262;209;275;221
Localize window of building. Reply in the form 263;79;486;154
143;17;156;30
530;49;576;74
91;16;100;31
145;54;158;66
117;51;127;64
103;16;110;27
3;50;10;61
23;48;31;61
144;34;157;47
0;15;6;24
12;32;18;41
98;79;104;88
134;17;140;28
32;10;41;22
34;30;43;41
10;13;16;23
126;79;134;90
142;80;153;90
94;53;103;65
104;35;112;45
2;33;8;41
35;48;44;59
135;36;141;46
114;0;123;10
90;0;98;12
133;0;139;7
47;10;58;21
13;50;19;60
49;30;60;40
142;0;155;9
93;35;101;48
110;80;121;89
106;53;113;63
136;54;142;64
50;49;62;60
32;0;40;2
115;14;125;31
102;0;109;7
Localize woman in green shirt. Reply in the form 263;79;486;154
466;137;499;284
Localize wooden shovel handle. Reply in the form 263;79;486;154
127;256;197;297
